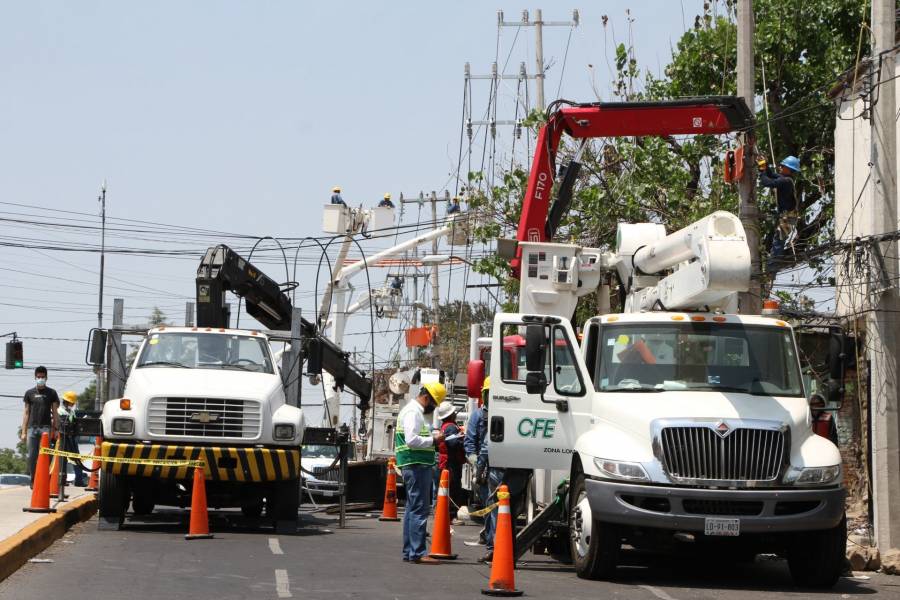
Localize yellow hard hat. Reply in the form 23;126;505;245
422;381;447;405
452;196;460;202
481;376;490;394
384;193;391;200
333;186;341;193
62;390;77;405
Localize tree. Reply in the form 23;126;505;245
77;381;97;412
422;301;495;375
148;307;169;327
0;447;27;474
467;0;865;313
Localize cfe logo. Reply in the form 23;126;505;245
518;417;556;439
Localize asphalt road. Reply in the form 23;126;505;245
1;508;898;600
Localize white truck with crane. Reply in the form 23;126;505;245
468;97;848;587
91;244;373;532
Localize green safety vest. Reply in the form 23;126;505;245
395;402;435;468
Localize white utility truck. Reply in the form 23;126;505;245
476;211;847;587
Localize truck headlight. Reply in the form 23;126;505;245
273;424;295;441
792;465;842;485
594;458;650;482
111;418;134;435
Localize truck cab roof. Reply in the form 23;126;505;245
148;326;270;338
591;313;791;328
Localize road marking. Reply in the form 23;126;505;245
638;584;678;600
275;569;291;598
268;537;284;555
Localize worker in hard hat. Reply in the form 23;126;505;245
330;186;346;206
58;391;86;486
378;193;394;208
446;196;461;214
435;400;465;524
464;376;491;547
396;381;446;564
758;155;800;261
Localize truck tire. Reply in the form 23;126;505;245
131;479;155;515
569;471;619;579
98;471;129;530
271;478;300;533
787;514;846;588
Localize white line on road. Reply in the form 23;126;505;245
275;569;291;598
268;537;284;555
638;584;679;600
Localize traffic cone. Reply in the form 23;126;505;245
85;437;101;492
185;466;213;540
49;437;64;500
481;485;522;596
428;469;457;559
23;432;56;514
379;458;401;522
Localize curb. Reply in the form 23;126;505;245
0;494;98;583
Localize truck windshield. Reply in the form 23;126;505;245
136;332;274;374
594;323;803;396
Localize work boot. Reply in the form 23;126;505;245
412;556;441;565
479;551;493;564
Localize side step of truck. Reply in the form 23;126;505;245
514;481;569;561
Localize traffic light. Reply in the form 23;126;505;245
5;340;23;369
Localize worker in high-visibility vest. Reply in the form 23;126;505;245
396;381;446;564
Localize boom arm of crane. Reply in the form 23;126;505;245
512;96;754;275
195;245;372;408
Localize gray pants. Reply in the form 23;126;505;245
26;427;49;484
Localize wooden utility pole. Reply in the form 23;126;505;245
736;0;761;315
869;0;900;551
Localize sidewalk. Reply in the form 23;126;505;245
0;485;98;582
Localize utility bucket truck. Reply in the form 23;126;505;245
90;245;372;532
468;97;847;587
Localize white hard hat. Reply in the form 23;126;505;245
435;401;458;421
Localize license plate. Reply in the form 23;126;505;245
704;517;740;537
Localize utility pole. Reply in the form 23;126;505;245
95;182;107;411
429;192;443;368
869;0;900;552
497;9;579;112
736;0;761;314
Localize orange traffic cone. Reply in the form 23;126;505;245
85;437;101;492
49;437;64;500
379;458;401;522
481;485;522;596
428;468;457;559
23;432;56;514
185;466;213;540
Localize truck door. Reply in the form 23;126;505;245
487;313;593;471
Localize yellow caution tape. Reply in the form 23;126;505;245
468;501;499;518
497;491;510;500
40;446;204;468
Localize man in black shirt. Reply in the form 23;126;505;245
21;366;60;484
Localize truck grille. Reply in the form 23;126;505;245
148;397;261;439
659;425;786;482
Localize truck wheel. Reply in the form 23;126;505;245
787;514;846;588
131;479;155;515
270;478;300;533
569;471;619;579
98;471;129;530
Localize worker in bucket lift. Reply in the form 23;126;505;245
447;196;461;214
396;382;446;564
330;186;346;206
379;193;395;208
758;155;800;261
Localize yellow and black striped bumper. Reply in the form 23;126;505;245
101;442;300;482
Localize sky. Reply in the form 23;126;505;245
0;1;714;450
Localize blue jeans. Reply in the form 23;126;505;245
402;464;433;561
26;427;49;485
484;468;529;552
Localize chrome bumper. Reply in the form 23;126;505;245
585;478;845;533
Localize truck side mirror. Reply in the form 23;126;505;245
467;359;485;398
86;329;108;367
828;332;846;381
524;324;546;372
525;371;548;396
306;339;323;375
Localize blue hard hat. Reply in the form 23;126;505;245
780;155;800;172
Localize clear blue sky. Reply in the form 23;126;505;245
0;1;710;449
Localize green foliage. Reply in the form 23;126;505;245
149;307;169;327
0;444;27;474
469;0;865;308
423;301;495;373
77;381;97;411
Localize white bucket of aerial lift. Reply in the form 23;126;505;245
322;205;394;235
517;241;609;319
616;210;750;312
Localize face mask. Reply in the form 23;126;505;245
35;378;46;387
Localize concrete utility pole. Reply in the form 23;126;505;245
869;0;900;552
429;192;442;368
736;0;761;314
497;9;579;112
95;182;107;411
